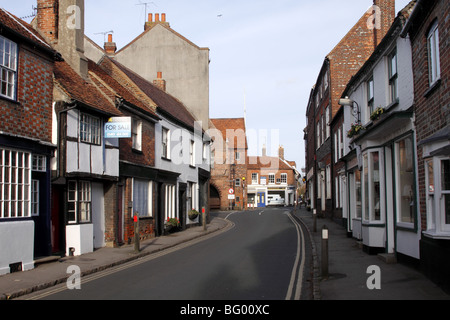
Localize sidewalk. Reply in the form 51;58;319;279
292;207;450;300
0;217;230;300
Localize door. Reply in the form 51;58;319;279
257;192;266;208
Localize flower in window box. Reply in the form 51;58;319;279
347;123;364;138
166;217;180;227
370;107;385;121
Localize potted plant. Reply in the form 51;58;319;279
370;107;385;121
188;209;199;221
347;123;364;138
165;217;180;233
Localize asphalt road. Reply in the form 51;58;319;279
28;207;311;300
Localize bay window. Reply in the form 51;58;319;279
395;136;416;224
363;150;383;222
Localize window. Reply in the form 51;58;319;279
190;140;195;166
133;179;152;218
235;179;241;187
80;113;101;145
281;173;287;184
325;106;330;139
268;173;275;184
326;165;331;199
235;152;240;161
0;149;31;218
132;119;142;151
427;20;441;85
388;49;398;103
32;155;47;172
355;170;362;219
363;151;382;221
395;136;415;224
426;158;450;235
162;127;170;159
68;180;91;224
31;180;39;216
316;121;321;149
252;173;258;184
188;182;197;211
367;77;374;117
164;184;176;220
0;35;17;100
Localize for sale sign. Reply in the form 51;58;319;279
105;117;132;138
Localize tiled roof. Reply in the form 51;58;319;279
247;156;295;171
88;60;160;120
53;60;122;116
111;60;198;130
210;118;248;149
0;8;54;53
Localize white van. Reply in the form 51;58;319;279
267;195;285;206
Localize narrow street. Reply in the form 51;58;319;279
22;208;311;301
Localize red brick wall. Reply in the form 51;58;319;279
409;0;449;231
0;44;54;143
36;0;59;43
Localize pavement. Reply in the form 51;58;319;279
291;207;450;300
1;209;449;300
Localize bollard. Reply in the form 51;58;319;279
202;207;206;231
134;214;140;253
313;209;317;233
322;225;329;279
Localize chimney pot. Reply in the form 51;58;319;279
155;13;160;22
162;13;166;22
148;13;153;22
108;33;113;43
157;71;163;79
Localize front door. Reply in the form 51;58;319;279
257;192;266;208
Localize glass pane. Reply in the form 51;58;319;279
441;160;450;191
355;170;362;219
398;138;415;223
371;152;381;221
445;194;450;225
364;154;369;220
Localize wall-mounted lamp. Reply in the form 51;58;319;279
339;97;361;124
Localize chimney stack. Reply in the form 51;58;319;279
145;13;170;31
153;72;166;91
279;145;285;160
373;0;396;47
104;33;117;56
36;0;59;43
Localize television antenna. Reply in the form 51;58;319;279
94;30;114;43
136;1;158;20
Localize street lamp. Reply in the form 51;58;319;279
339;97;361;124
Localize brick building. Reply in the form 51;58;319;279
401;0;450;292
247;146;299;208
210;118;248;211
0;8;58;274
304;0;395;219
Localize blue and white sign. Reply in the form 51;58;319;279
105;117;132;138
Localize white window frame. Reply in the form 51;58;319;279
132;179;153;218
252;173;259;185
190;140;195;167
31;179;39;217
326;165;331;200
132;119;143;151
362;150;384;222
164;184;176;221
268;173;275;185
367;77;374;121
0;149;31;219
281;173;288;185
388;48;398;103
425;157;450;236
325;106;330;139
80;113;101;145
427;20;441;86
0;35;18;100
67;180;92;224
32;155;47;172
162;127;170;159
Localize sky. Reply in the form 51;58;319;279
1;0;412;172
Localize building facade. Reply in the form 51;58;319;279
0;8;58;274
401;0;450;292
304;0;396;220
